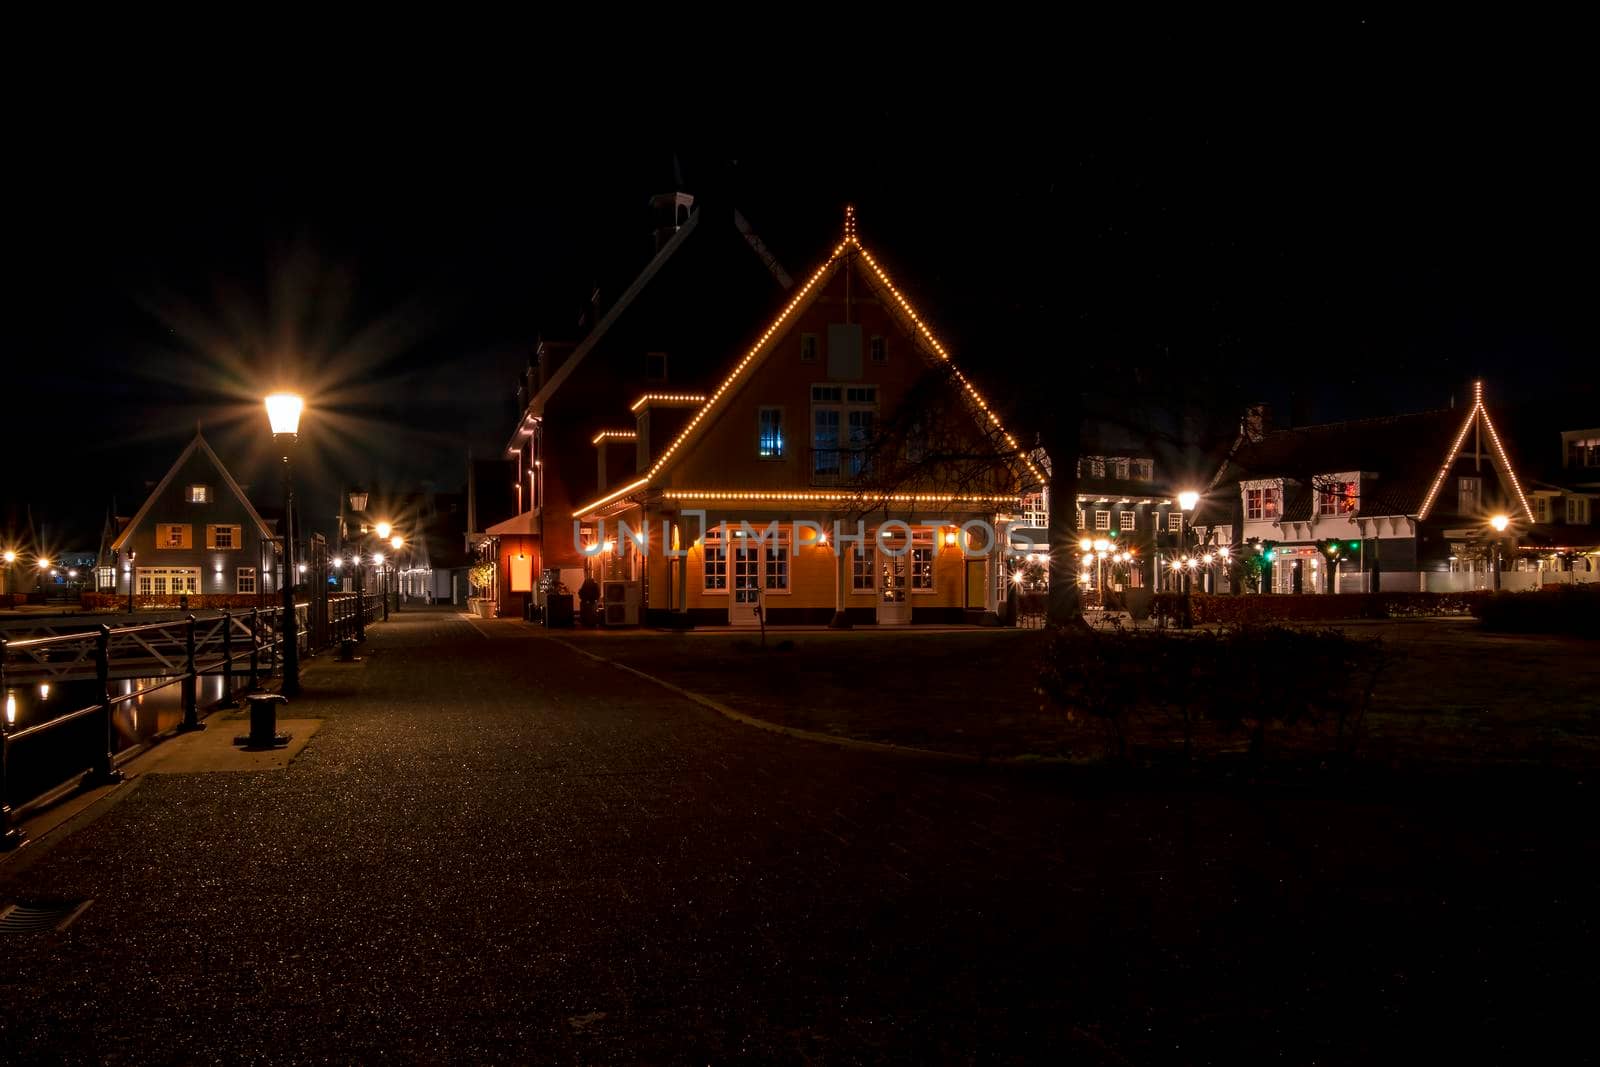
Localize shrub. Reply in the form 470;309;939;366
1472;586;1600;638
1038;624;1384;765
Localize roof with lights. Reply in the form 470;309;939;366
573;207;1043;519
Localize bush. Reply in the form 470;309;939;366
1038;624;1384;765
1150;591;1485;626
1472;586;1600;638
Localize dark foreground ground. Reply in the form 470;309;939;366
1;607;1595;1063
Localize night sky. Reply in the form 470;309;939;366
7;27;1593;548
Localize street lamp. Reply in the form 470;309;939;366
265;392;303;698
389;534;404;613
374;552;388;621
1490;514;1510;590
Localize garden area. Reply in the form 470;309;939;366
568;614;1600;770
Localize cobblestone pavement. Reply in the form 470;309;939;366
0;608;1592;1063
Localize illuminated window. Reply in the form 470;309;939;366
764;544;788;590
236;567;257;594
1020;492;1047;526
1245;487;1280;521
96;567;115;590
911;529;934;591
156;524;190;549
187;485;211;503
1095;510;1110;530
1318;480;1359;517
757;407;785;459
1076;508;1084;530
207;524;241;549
1120;511;1136;531
1168;511;1183;533
852;545;874;591
702;529;726;591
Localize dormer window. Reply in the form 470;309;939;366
1246;485;1281;521
1458;476;1481;516
1317;479;1359;516
187;485;211;503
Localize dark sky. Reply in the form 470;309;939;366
6;26;1594;548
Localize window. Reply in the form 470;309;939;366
645;351;668;381
847;410;874;475
1120;511;1136;531
1076;508;1085;530
870;335;887;363
1568;497;1592;525
1112;458;1129;480
757;407;785;459
187;485;211;503
236;567;256;594
1317;480;1358;516
1090;457;1105;477
852;545;874;591
800;333;819;363
1245;486;1280;521
911;530;934;591
96;566;115;590
1530;496;1552;523
764;545;788;591
1568;437;1600;468
702;529;726;591
206;524;241;549
1021;492;1047;527
156;523;191;549
136;567;199;596
1168;511;1183;533
1132;459;1154;482
1458;476;1481;516
813;408;841;476
1094;510;1110;530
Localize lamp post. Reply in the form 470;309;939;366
388;533;404;613
266;393;304;698
1490;513;1509;591
373;552;388;621
1177;490;1200;626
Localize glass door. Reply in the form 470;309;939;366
730;541;762;626
876;538;911;625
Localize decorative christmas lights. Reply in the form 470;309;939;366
628;393;706;413
1416;381;1533;523
590;430;639;445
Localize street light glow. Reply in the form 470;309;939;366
1178;490;1200;511
375;521;393;539
373;553;385;566
264;393;304;436
390;535;404;550
1490;514;1509;532
2;550;14;564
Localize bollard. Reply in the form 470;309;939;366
178;613;202;731
0;637;23;849
221;609;234;707
86;625;124;785
249;607;260;690
236;693;290;750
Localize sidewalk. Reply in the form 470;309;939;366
0;606;1590;1061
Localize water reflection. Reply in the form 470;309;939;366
3;674;230;750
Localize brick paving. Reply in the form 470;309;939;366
0;607;1592;1063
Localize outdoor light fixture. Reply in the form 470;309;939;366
2;550;14;564
4;693;14;725
264;393;304;436
373;553;385;566
1178;490;1200;511
1079;538;1093;551
37;558;50;570
1490;514;1509;532
944;530;957;546
333;558;342;569
390;535;403;550
348;489;368;512
297;563;307;575
1094;539;1110;552
375;521;392;539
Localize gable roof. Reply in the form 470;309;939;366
526;203;794;421
1209;381;1534;522
110;432;276;551
572;207;1045;518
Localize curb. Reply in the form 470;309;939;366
543;636;1043;767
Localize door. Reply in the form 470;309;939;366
730;541;762;626
877;546;911;625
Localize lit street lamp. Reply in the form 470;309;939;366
389;533;404;613
1490;513;1510;590
266;392;303;698
1177;490;1200;627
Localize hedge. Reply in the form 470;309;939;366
1472;586;1600;638
1149;591;1487;625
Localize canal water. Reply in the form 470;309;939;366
4;674;230;809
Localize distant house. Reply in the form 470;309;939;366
107;431;280;607
1511;424;1600;579
1199;381;1564;593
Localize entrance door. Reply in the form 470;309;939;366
730;541;762;626
877;547;911;625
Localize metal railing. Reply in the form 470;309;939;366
1;590;382;848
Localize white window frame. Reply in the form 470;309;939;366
208;524;241;550
1120;510;1136;531
701;529;727;594
1568;496;1592;525
851;544;874;593
763;543;790;593
911;529;935;593
187;484;211;503
236;567;257;594
136;566;200;596
1094;510;1111;530
1168;511;1183;533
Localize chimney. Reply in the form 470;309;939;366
1243;403;1269;443
649;191;695;253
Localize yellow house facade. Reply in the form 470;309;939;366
574;209;1041;626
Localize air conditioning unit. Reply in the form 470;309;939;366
602;581;640;626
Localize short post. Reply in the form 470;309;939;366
249;607;261;690
87;625;123;785
179;612;202;731
0;638;23;849
220;609;234;707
